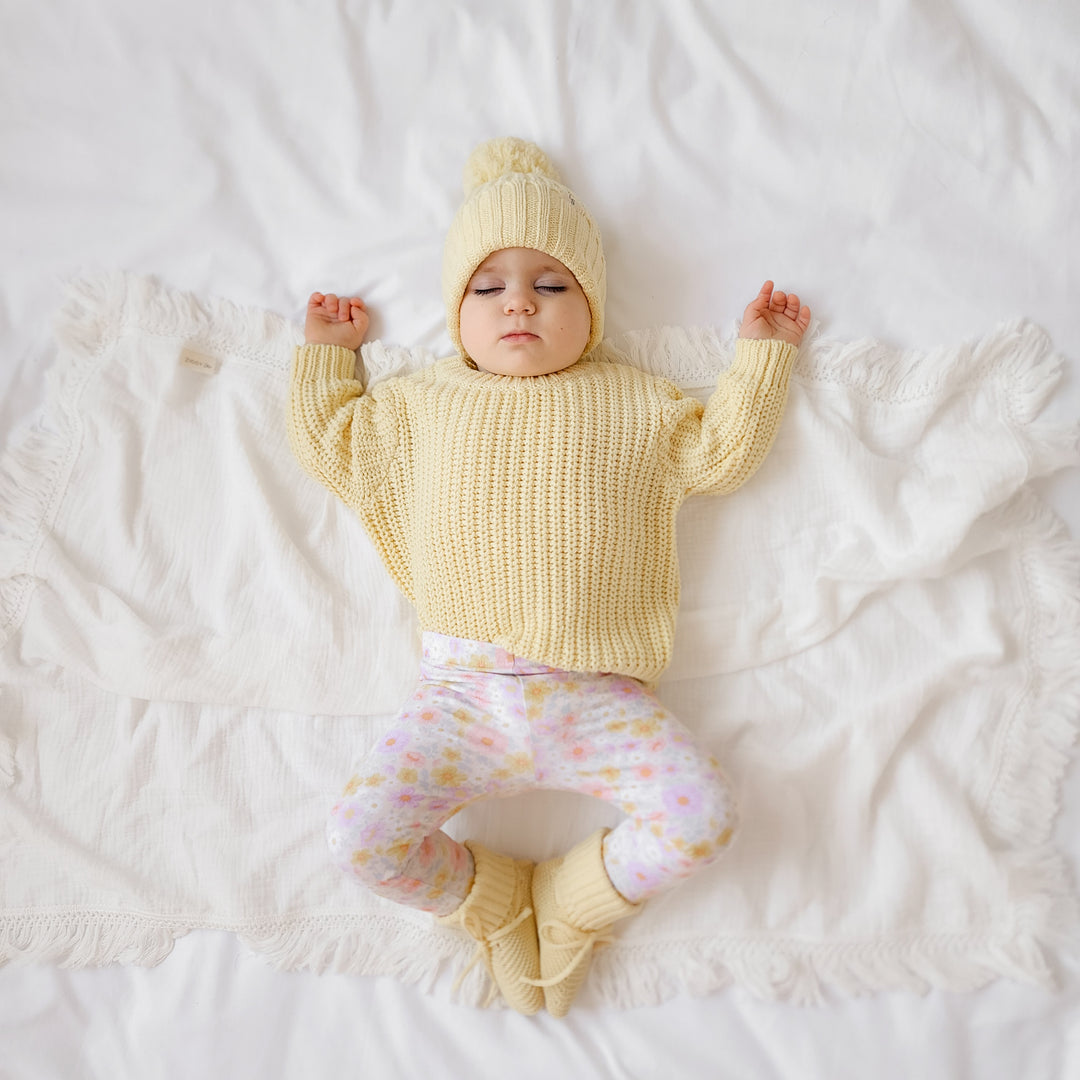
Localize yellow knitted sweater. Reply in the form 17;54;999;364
287;337;796;683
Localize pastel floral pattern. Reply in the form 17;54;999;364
326;633;737;914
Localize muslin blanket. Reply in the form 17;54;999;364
1;273;1077;1007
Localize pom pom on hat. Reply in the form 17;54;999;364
443;137;606;360
462;137;562;195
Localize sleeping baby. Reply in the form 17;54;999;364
287;136;810;1017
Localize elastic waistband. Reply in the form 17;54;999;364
420;631;562;675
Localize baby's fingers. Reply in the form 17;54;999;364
784;293;812;328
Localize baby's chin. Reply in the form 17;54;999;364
474;351;582;377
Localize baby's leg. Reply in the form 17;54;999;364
327;669;532;916
533;672;738;903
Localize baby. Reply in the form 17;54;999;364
288;137;809;1017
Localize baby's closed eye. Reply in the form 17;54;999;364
470;283;567;296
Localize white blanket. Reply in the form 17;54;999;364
1;272;1077;1007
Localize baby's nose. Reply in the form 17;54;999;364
504;290;535;314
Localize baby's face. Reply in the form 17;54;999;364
458;248;591;376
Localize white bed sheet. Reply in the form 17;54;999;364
1;1;1077;1077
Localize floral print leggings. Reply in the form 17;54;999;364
327;633;738;916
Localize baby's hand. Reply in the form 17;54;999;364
304;292;371;351
739;281;811;347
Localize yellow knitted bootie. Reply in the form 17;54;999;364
436;840;543;1015
528;829;641;1017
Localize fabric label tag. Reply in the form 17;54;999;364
180;348;220;375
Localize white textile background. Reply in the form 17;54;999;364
1;1;1078;1078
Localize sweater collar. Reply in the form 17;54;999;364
435;352;600;389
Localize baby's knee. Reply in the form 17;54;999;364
665;771;739;866
325;796;410;888
707;793;739;857
708;770;739;836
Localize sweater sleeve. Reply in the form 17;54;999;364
286;343;400;507
663;337;797;497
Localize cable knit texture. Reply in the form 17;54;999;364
287;337;797;683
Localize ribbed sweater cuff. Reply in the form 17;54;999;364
557;830;639;930
731;337;798;386
292;342;358;382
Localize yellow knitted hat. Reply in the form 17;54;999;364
442;137;606;358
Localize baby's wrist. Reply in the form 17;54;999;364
304;332;359;351
737;331;801;350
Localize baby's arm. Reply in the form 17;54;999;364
289;293;396;508
664;281;807;496
305;292;370;351
738;281;811;347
